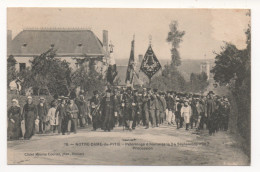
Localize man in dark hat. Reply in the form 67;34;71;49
166;91;175;125
55;97;68;135
123;87;134;131
190;95;198;129
206;91;217;135
222;98;230;131
157;92;167;125
90;90;101;131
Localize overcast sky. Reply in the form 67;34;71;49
7;8;250;61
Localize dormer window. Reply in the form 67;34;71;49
78;43;82;47
51;44;55;48
22;43;27;47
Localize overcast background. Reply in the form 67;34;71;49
7;8;250;61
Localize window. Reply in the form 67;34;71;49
19;63;26;72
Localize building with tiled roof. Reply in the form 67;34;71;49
7;28;109;72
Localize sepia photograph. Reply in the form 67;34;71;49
6;8;251;165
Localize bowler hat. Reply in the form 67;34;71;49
208;91;214;95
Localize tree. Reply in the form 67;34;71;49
166;21;185;67
7;55;17;86
149;64;187;92
211;43;248;87
211;15;251;157
189;72;209;93
19;48;72;96
71;58;106;96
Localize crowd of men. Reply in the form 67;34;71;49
7;86;231;140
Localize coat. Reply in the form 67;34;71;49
23;103;37;139
206;98;217;118
75;98;88;118
148;94;156;110
37;103;48;122
55;104;67;120
157;96;165;112
8;106;22;140
66;104;79;119
166;96;175;111
47;107;58;125
100;96;115;130
181;105;192;124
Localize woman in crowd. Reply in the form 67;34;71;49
23;96;38;140
7;99;22;140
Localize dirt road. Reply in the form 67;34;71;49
7;124;249;165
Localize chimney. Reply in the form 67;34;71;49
103;30;108;55
7;30;12;55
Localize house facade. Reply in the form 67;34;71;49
7;28;110;74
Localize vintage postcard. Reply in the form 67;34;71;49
7;8;251;165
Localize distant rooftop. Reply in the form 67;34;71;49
9;28;105;57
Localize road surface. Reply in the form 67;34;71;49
7;124;249;165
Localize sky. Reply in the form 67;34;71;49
7;8;250;61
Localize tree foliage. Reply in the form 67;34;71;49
7;55;17;86
149;64;187;92
189;72;209;93
71;58;106;95
166;21;185;66
211;17;251;157
18;48;72;95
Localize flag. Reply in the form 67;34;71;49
106;45;118;85
125;37;135;84
140;45;161;79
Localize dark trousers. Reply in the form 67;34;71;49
39;119;46;133
198;114;207;130
50;125;59;133
92;115;99;130
190;115;198;129
142;109;146;126
180;117;184;128
155;109;160;125
91;108;99;130
79;116;86;127
145;109;156;127
159;111;165;124
68;118;77;133
223;115;229;131
61;118;68;134
208;118;216;135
